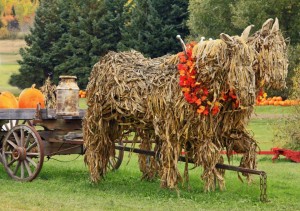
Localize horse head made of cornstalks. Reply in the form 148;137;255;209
219;26;256;107
248;18;288;91
190;24;256;109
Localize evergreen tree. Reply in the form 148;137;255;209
188;0;237;39
231;0;300;45
52;0;127;88
10;0;66;88
118;0;189;58
10;0;127;89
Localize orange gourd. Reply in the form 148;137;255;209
18;84;45;108
279;101;285;106
0;91;18;108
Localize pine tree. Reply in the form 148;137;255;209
51;0;127;88
10;0;67;88
10;0;127;89
118;0;189;58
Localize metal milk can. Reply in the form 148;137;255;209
56;75;79;116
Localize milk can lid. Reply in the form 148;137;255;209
59;75;77;80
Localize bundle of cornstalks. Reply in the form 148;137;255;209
40;77;56;109
248;18;288;90
83;18;288;191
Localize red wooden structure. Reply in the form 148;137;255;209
218;148;300;163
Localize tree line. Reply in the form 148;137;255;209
9;0;300;97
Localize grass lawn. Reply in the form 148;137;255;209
0;64;21;95
0;40;24;95
0;106;300;210
0;154;299;210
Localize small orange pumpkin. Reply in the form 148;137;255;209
0;91;18;108
18;84;45;108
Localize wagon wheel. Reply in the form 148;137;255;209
108;140;124;170
2;125;44;181
1;120;34;132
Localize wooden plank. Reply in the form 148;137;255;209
0;109;86;120
0;109;36;120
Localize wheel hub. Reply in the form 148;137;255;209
12;147;27;161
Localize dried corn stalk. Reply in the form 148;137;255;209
40;77;57;109
248;18;288;90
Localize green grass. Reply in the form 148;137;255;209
0;40;23;95
0;64;21;95
253;105;295;115
248;119;277;150
0;153;299;210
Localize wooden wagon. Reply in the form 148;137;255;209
0;107;124;181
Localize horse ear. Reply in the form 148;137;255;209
261;18;274;36
220;33;234;45
271;17;279;33
241;25;254;42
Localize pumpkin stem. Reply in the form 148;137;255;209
31;84;36;89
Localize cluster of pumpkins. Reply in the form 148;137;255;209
0;85;45;109
256;96;300;106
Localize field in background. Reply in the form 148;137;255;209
0;40;26;54
0;39;26;95
0;64;21;94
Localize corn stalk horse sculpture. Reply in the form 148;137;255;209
83;18;288;191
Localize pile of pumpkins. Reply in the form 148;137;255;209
0;85;45;109
256;96;300;106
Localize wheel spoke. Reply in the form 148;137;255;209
21;162;24;179
4;124;9;131
13;132;21;146
7;158;17;167
10;120;13;129
7;139;18;149
13;161;21;175
24;133;31;148
24;160;33;177
4;151;13;155
26;157;37;168
26;153;40;156
20;128;25;147
26;142;37;152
